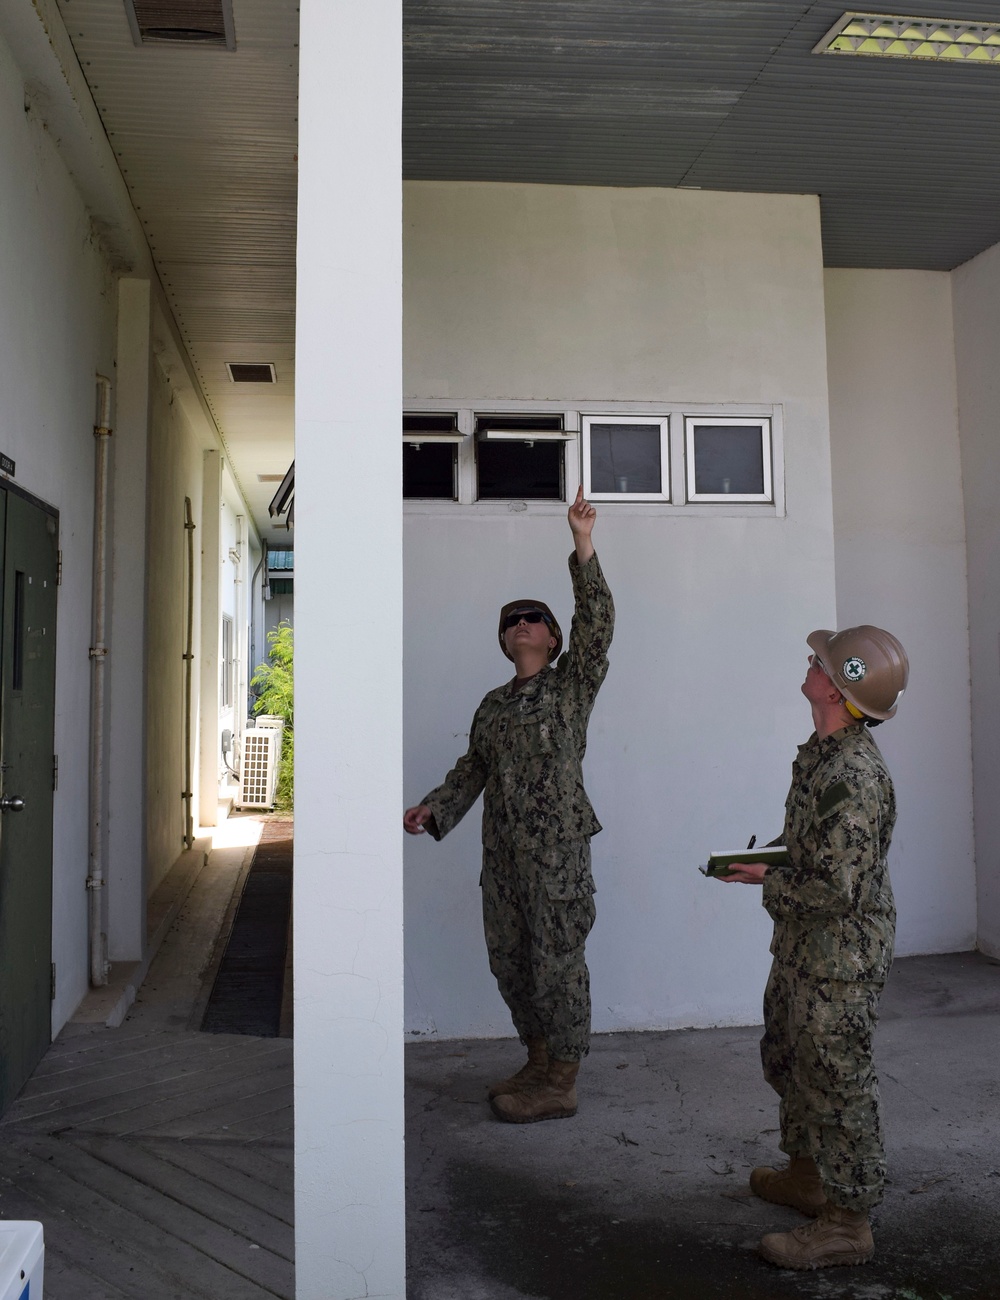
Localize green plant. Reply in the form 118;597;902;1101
251;621;294;809
251;622;293;724
273;727;293;811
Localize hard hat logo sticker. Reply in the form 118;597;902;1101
843;656;867;682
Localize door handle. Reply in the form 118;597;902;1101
0;795;24;812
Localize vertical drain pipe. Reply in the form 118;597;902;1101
87;376;113;987
234;514;248;764
182;498;196;850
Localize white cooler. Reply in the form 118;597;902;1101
0;1222;43;1300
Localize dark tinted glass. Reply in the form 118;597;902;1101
475;414;563;434
403;413;458;433
589;423;661;493
693;425;765;495
477;441;562;499
403;442;456;499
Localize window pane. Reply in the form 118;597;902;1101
475;414;563;434
477;441;562;499
403;412;458;433
403;442;455;499
693;425;764;495
589;423;661;493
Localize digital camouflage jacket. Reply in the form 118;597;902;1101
762;724;897;984
422;551;614;853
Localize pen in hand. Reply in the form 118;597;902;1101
746;835;756;850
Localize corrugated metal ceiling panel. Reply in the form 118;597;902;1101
58;0;298;534
403;0;1000;268
52;0;1000;530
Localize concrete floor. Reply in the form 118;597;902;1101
405;951;1000;1300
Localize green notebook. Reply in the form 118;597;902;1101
699;847;789;877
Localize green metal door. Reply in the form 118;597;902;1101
0;488;58;1115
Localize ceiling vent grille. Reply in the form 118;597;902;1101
124;1;235;50
227;362;276;383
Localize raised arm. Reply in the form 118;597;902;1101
561;489;614;704
568;485;596;564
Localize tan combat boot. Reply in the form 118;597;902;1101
490;1058;579;1123
487;1038;549;1100
749;1154;827;1216
759;1203;874;1270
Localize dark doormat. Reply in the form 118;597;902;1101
200;822;292;1037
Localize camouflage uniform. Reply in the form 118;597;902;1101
422;552;614;1061
760;724;897;1213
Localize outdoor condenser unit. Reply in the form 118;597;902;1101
238;723;283;809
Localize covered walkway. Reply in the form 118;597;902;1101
0;817;293;1299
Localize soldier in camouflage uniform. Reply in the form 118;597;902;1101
403;486;614;1123
722;625;909;1270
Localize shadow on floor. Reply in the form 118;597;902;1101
405;951;1000;1300
200;820;293;1038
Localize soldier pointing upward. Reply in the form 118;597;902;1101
404;486;615;1123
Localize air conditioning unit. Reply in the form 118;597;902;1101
238;725;283;809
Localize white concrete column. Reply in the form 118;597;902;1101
294;0;403;1297
198;449;222;829
107;277;151;961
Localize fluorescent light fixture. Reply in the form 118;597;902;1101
814;12;1000;63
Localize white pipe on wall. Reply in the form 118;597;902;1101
87;375;113;987
235;514;248;756
183;497;196;850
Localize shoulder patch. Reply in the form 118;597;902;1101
817;780;851;819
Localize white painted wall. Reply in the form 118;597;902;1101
219;483;241;788
403;182;838;1036
265;591;294;642
952;243;1000;956
824;270;976;955
1;0;247;1016
143;357;209;886
108;278;152;962
0;22;115;1026
295;1;404;1297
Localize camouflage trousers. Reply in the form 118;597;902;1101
761;961;886;1212
480;835;596;1062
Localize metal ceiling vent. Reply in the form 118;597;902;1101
227;362;276;383
124;1;236;50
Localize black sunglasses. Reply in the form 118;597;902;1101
503;610;547;630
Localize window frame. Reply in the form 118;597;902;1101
401;399;784;517
473;412;573;502
403;412;463;501
581;414;670;503
220;614;234;711
684;416;774;504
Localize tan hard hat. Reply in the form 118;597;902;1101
807;625;909;721
497;600;563;662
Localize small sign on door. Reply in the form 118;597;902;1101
0;454;14;477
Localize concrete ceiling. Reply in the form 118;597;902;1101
55;0;1000;536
